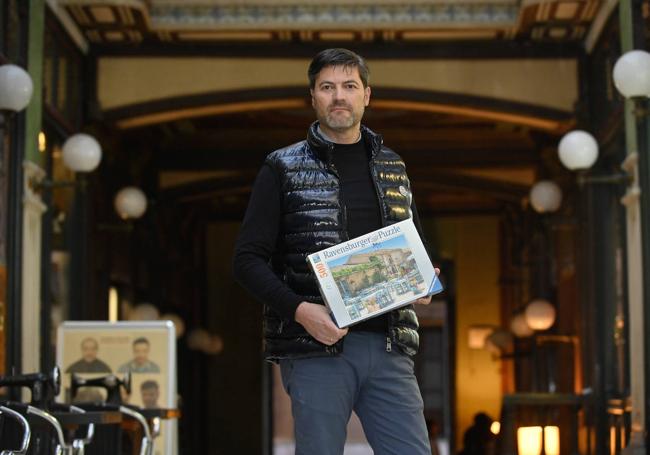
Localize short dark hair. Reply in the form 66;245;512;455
140;380;159;391
133;337;150;347
308;48;370;89
81;337;98;348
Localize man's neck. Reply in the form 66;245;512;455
318;124;361;145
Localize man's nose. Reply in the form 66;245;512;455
332;86;345;100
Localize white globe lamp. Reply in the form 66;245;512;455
187;328;211;351
62;133;102;172
129;303;160;321
114;187;147;220
204;334;224;355
524;299;556;331
558;130;599;171
529;181;562;213
0;64;33;112
612;50;650;98
510;313;534;338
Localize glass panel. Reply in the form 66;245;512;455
57;56;67;112
43;11;83;129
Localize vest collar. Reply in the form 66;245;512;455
307;121;384;162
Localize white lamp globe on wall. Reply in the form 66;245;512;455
524;299;556;331
612;50;650;98
114;186;147;220
510;313;535;338
129;302;160;321
529;180;562;213
558;130;599;171
62;133;102;172
0;64;34;112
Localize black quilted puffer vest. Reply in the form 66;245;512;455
263;122;421;361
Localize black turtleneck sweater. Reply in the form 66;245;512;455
233;137;425;332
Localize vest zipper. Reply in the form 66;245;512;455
386;336;392;352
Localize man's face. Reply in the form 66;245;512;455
81;339;98;363
311;65;370;135
133;342;150;365
141;387;159;408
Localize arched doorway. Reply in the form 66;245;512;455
92;86;574;453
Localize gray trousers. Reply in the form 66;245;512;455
279;331;432;455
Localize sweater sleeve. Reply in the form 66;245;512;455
232;164;304;320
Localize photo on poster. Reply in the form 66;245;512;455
57;321;177;455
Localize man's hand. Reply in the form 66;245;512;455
295;302;348;346
414;267;440;306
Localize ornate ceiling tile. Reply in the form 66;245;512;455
149;3;518;29
57;0;605;46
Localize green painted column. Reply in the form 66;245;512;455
24;0;44;166
619;1;648;454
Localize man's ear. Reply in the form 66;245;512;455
310;89;315;108
364;86;371;107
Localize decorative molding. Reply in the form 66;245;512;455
150;3;519;30
584;0;618;54
56;0;605;47
47;0;90;53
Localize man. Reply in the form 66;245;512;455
118;337;160;373
66;337;111;374
140;380;160;409
233;48;435;455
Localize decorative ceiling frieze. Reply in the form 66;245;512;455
56;0;604;47
149;3;518;29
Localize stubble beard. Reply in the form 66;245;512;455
323;105;364;132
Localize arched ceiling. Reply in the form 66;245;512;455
49;0;594;216
115;96;564;217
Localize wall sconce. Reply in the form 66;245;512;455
524;299;556;331
97;186;148;233
510;313;535;338
37;133;103;189
613;49;650;99
558;129;632;185
187;328;224;355
128;302;160;321
529;181;562;214
558;130;599;171
114;186;148;220
62;133;102;173
0;64;34;112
